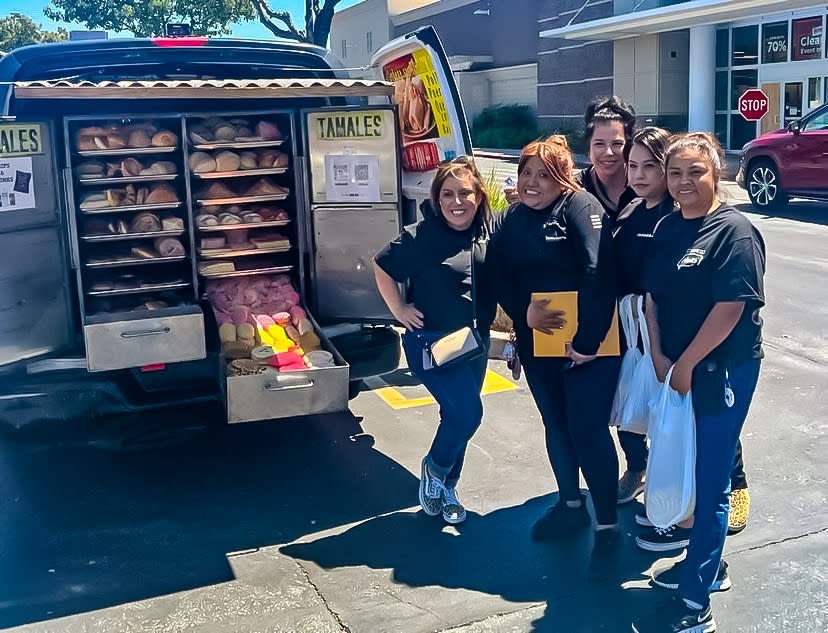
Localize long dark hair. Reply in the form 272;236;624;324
630;126;670;169
429;155;491;236
584;96;637;156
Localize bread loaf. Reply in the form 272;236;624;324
130;213;161;233
215;150;241;172
79;191;110;210
145;184;178;204
154;237;185;257
256;121;281;140
151;131;178;147
127;129;152;148
121;158;143;177
214;124;237;141
199;182;235;200
160;216;184;231
77;162;105;178
245;178;287;196
196;214;220;227
189;152;217;173
140;161;176;176
238;151;258;170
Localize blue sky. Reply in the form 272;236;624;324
1;0;363;39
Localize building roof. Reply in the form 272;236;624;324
541;0;823;40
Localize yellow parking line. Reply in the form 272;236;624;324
372;369;518;410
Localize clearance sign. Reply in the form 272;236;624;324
0;123;44;157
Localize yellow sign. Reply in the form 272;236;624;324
313;111;386;141
412;49;450;137
0;124;44;157
531;291;620;357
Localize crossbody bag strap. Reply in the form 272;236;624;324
471;238;478;330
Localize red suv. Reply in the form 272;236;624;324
737;102;828;211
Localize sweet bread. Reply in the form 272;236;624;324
151;130;178;147
145;184;178;204
189;152;217;173
127;129;152;148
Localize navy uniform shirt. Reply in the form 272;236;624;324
578;166;638;223
642;204;766;365
374;214;494;334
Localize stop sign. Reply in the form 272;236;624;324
739;89;769;121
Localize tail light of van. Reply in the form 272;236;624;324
151;37;208;47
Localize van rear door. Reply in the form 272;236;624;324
0;120;75;369
369;25;474;201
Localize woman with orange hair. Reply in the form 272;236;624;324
489;136;620;540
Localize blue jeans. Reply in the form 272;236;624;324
522;354;622;525
402;330;488;487
679;359;761;608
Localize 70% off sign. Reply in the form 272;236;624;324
739;89;769;122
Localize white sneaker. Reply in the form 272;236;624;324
442;487;466;524
419;457;444;517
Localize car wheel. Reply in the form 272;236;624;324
746;161;789;211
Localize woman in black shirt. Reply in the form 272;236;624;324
632;133;765;633
489;136;620;540
374;156;494;526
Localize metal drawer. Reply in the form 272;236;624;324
83;307;206;372
226;327;349;424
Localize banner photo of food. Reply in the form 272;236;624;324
383;50;455;173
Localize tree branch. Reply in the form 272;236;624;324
312;0;345;46
250;0;306;41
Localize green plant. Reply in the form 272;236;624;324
540;117;586;154
472;105;542;150
482;169;509;212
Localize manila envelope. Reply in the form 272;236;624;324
531;291;620;357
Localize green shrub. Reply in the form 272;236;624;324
482;168;509;212
472;105;542;150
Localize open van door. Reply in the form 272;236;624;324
0;120;75;370
369;25;473;202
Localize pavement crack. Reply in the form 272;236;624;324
292;559;352;633
729;525;828;556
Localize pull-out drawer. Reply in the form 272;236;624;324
84;307;206;372
226;320;349;424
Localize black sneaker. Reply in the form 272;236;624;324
635;524;692;552
653;560;732;592
531;495;590;540
632;595;716;633
635;512;654;527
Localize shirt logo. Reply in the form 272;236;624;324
677;248;706;269
636;233;653;238
589;214;602;229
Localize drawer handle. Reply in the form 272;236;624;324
264;379;315;392
120;327;172;339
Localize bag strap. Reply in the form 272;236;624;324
619;294;638;351
637;295;651;356
544;191;576;227
470;238;478;330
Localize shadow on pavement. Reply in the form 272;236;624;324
281;495;664;632
735;200;828;226
0;411;416;629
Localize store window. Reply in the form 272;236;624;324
762;21;789;63
715;114;728;148
791;16;823;61
715;71;728;111
366;31;373;54
731;69;758;110
808;77;822;111
716;29;729;68
341;39;347;59
732;25;759;66
731;116;756;151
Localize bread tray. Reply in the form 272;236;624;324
86;280;191;297
193;167;288;180
76;146;177;157
196;193;288;206
80;202;182;215
84;254;188;269
81;229;186;243
78;174;178;185
198;219;290;232
199;264;293;279
199;245;291;259
192;139;286;150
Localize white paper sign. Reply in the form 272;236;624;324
0;157;36;211
324;153;381;203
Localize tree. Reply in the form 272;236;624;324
0;13;67;52
44;0;256;38
250;0;346;47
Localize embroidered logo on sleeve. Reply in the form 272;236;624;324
677;248;706;269
589;214;602;229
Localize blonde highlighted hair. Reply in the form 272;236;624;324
518;135;582;193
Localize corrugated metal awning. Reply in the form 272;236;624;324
14;78;394;100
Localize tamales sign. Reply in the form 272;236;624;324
313;111;387;141
0;123;44;157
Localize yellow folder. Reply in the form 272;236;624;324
531;291;620;357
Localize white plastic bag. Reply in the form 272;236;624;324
644;367;697;528
610;294;642;426
619;295;658;435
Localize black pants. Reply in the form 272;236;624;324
619;431;748;490
522;354;622;526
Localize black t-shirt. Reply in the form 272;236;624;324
642;204;766;365
488;191;617;356
612;196;675;298
374;215;494;333
578;166;638;222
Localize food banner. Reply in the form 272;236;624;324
383;50;454;173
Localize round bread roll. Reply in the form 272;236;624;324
214;124;237;141
189;152;217;173
215;150;241;172
128;129;152;148
151;131;178;147
238;152;258;170
107;134;128;149
196;214;220;227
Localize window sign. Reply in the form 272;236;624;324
762;22;789;63
792;17;823;61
